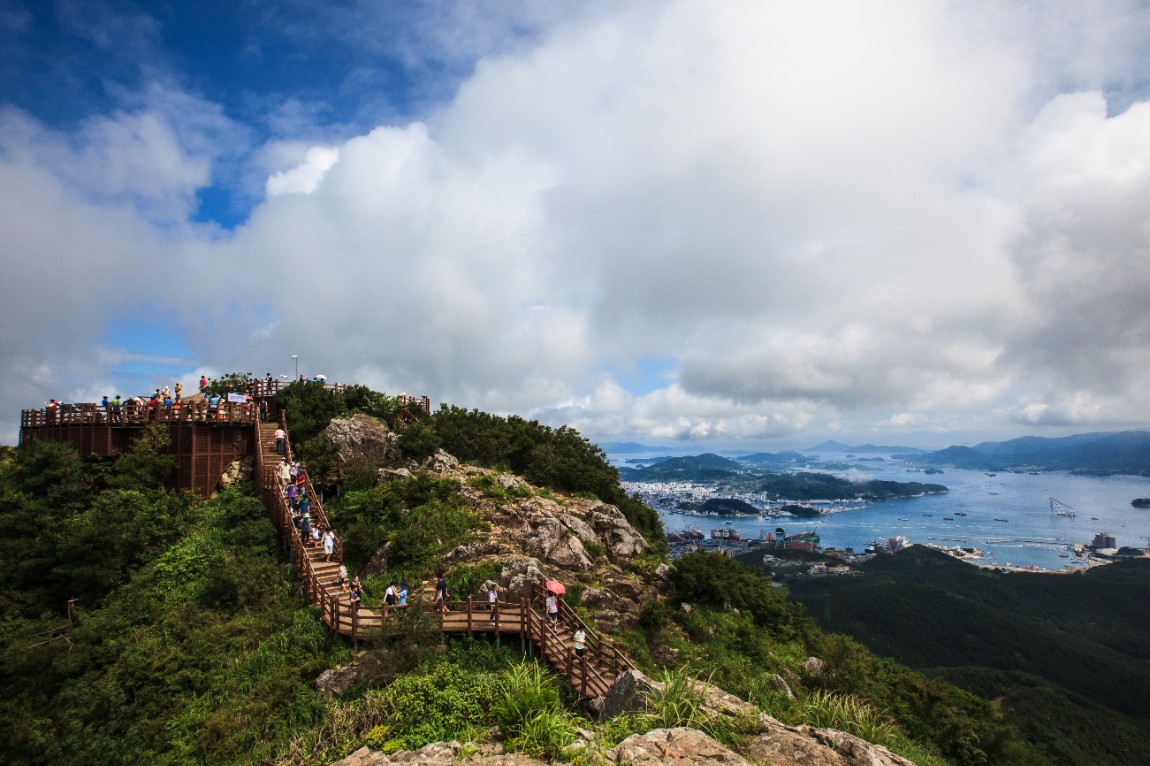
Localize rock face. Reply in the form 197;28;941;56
419;448;460;473
325;414;401;463
744;717;919;766
328;722;919;766
598;669;660;718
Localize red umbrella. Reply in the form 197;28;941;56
545;579;565;595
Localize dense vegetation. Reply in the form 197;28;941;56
785;546;1150;765
638;551;1045;766
0;436;348;766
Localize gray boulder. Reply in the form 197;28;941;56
325;414;400;463
315;663;365;696
607;728;750;766
499;556;548;602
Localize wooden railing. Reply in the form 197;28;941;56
525;585;633;698
22;400;258;428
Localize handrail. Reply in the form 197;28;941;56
22;400;259;428
21;385;432;430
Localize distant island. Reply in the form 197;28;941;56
621;454;946;501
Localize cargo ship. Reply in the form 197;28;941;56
761;527;820;551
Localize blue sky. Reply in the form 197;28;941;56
4;1;1150;449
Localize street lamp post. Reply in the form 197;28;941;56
292;355;299;379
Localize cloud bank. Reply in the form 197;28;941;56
3;0;1150;448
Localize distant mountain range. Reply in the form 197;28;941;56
905;430;1150;476
806;440;927;454
605;431;1150;477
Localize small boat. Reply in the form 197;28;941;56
954;512;967;516
994;518;1009;522
943;517;955;521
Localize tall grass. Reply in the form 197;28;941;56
796;689;897;743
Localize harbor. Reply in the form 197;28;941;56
633;457;1150;571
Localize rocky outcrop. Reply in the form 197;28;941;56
328;721;919;766
589;504;650;562
558;513;598;550
804;656;828;678
745;717;919;766
526;517;594;571
378;467;412;482
361;542;391;577
419;448;460;474
596;669;660;718
607;728;750;765
325;414;401;464
330;741;543;766
594;670;918;766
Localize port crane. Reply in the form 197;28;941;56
1050;497;1076;517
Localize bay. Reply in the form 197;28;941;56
616;452;1150;571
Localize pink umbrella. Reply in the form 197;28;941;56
545;579;565;595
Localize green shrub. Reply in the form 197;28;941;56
508;707;579;760
639;600;671;634
495;662;561;733
467;473;507;501
447;560;504;602
372;663;501;750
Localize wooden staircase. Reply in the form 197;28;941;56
253;417;632;698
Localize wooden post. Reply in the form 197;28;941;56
352;599;359;649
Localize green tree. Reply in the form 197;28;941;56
109;422;177;489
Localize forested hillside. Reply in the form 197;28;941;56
785;546;1150;766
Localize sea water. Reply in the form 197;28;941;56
617;453;1150;571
